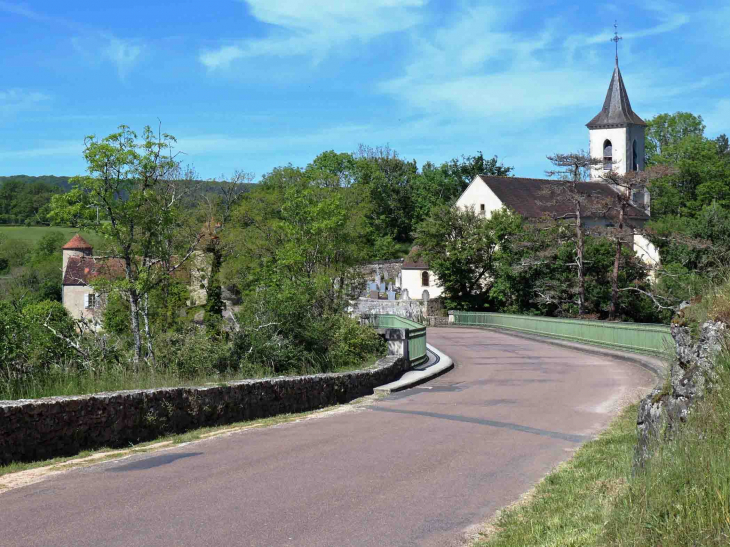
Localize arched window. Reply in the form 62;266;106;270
632;140;639;171
603;140;613;171
421;271;430;287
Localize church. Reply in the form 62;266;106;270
400;54;660;301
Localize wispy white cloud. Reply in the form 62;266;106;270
378;1;694;130
72;34;145;80
200;0;426;70
0;89;50;116
102;36;144;79
1;1;144;80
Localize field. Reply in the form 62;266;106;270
0;226;104;248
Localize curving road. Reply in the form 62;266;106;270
0;328;655;547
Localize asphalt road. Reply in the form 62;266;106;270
0;328;655;547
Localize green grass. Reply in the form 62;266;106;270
0;226;104;248
476;355;730;547
0;353;385;401
475;404;639;547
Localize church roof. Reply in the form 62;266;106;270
477;175;649;221
62;234;93;250
586;61;646;128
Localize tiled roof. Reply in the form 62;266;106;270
63;257;192;286
62;234;93;250
586;61;646;128
402;246;429;270
477;175;649;221
63;257;125;286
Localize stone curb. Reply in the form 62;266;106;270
374;344;454;394
437;325;668;380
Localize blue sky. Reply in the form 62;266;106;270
1;0;728;181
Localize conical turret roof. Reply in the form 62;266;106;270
62;234;93;250
586;60;646;128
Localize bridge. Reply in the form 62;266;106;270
0;327;658;547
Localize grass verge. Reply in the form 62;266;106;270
0;353;384;401
474;403;639;547
476;353;730;547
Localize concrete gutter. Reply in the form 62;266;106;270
375;344;454;394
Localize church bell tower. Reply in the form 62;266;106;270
587;24;646;181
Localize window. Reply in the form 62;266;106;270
603;140;613;171
632;140;639;171
480;204;486;215
84;293;97;309
421;271;430;287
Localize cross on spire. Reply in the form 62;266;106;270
611;21;622;64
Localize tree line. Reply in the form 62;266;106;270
1;112;728;398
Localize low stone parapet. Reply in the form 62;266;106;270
0;356;407;465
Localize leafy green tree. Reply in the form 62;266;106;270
646;112;706;165
410;161;463;227
49;125;202;365
442;151;513;191
353;145;418;242
415;205;523;310
223;169;379;372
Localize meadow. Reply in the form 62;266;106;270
0;226;104;248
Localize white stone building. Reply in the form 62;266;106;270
61;235;101;322
61;234;210;323
400;247;444;301
406;55;661;295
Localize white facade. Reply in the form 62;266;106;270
62;285;101;321
455;176;504;218
400;268;443;300
589;124;646;181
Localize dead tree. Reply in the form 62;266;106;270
542;151;608;316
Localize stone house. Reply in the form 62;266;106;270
61;234;209;324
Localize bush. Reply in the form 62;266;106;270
153;328;233;379
327;315;386;370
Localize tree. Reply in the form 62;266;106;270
544;150;600;182
353;144;418;242
645;112;706;165
200;170;253;332
49;125;202;365
222;170;379;373
716;134;730;156
415;205;523;310
601;168;692;320
443;151;513;191
543;151;608;315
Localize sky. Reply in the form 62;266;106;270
1;0;728;181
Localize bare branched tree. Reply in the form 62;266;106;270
545;150;603;182
541;151;612;315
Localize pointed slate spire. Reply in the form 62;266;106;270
586;59;646;128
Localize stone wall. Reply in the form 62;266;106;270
349;298;425;321
635;321;726;467
0;356;407;465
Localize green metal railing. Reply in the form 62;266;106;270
364;314;428;365
451;311;673;356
